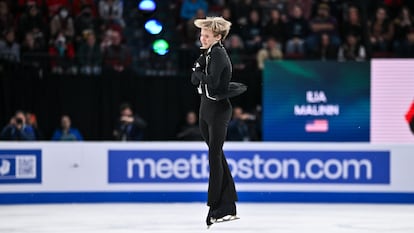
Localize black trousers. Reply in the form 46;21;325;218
199;96;238;208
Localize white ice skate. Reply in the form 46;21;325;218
207;215;240;229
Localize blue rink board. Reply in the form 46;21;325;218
1;192;413;204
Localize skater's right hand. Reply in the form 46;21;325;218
192;54;206;72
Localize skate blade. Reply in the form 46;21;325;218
214;215;240;223
208;215;240;228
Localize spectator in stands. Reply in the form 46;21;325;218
113;103;147;141
287;0;312;20
178;0;207;47
263;9;286;44
46;0;70;18
21;31;45;67
98;0;125;28
311;0;341;18
0;0;14;34
229;0;258;27
221;7;239;35
225;34;246;70
260;0;288;23
368;6;394;55
48;32;75;74
310;32;338;60
184;8;206;48
242;8;263;54
52;115;83;141
72;0;97;17
103;30;131;73
306;3;340;54
341;5;364;43
50;6;75;41
16;0;44;15
17;4;47;44
393;6;413;54
0;110;36;141
176;111;203;141
0;29;20;62
257;36;283;70
180;0;208;21
228;0;257;25
74;4;99;44
25;111;43;140
396;27;414;58
285;4;309;57
338;33;366;61
227;106;255;141
100;28;113;52
77;31;102;75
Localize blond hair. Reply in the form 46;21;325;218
194;17;232;40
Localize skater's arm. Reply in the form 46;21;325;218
192;48;226;89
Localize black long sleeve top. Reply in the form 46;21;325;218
191;42;232;100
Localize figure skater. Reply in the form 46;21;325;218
191;16;247;228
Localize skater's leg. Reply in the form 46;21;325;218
199;117;209;145
219;152;238;204
205;122;227;227
206;122;226;207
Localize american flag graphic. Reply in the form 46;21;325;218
305;119;329;132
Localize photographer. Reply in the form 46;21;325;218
113;103;147;141
0;111;36;141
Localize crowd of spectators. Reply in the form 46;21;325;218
175;0;414;69
0;0;131;75
1;0;413;141
0;104;262;141
0;0;413;75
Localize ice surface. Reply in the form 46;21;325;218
1;203;414;233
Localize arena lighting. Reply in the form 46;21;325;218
152;39;169;55
145;19;162;35
138;0;156;13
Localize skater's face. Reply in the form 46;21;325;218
200;28;221;49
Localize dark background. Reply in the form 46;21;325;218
0;64;260;140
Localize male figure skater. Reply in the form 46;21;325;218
191;16;246;228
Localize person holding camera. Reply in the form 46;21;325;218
0;110;36;141
113;103;147;141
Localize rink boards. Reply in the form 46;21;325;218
0;142;413;204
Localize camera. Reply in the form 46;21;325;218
16;118;23;124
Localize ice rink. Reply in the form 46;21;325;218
1;203;414;233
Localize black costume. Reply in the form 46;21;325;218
191;42;246;226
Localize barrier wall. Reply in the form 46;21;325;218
1;142;413;204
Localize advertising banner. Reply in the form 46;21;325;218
0;150;42;184
0;144;412;203
263;61;370;142
109;150;389;184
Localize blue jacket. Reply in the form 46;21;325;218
180;0;208;20
51;128;83;141
0;124;36;140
